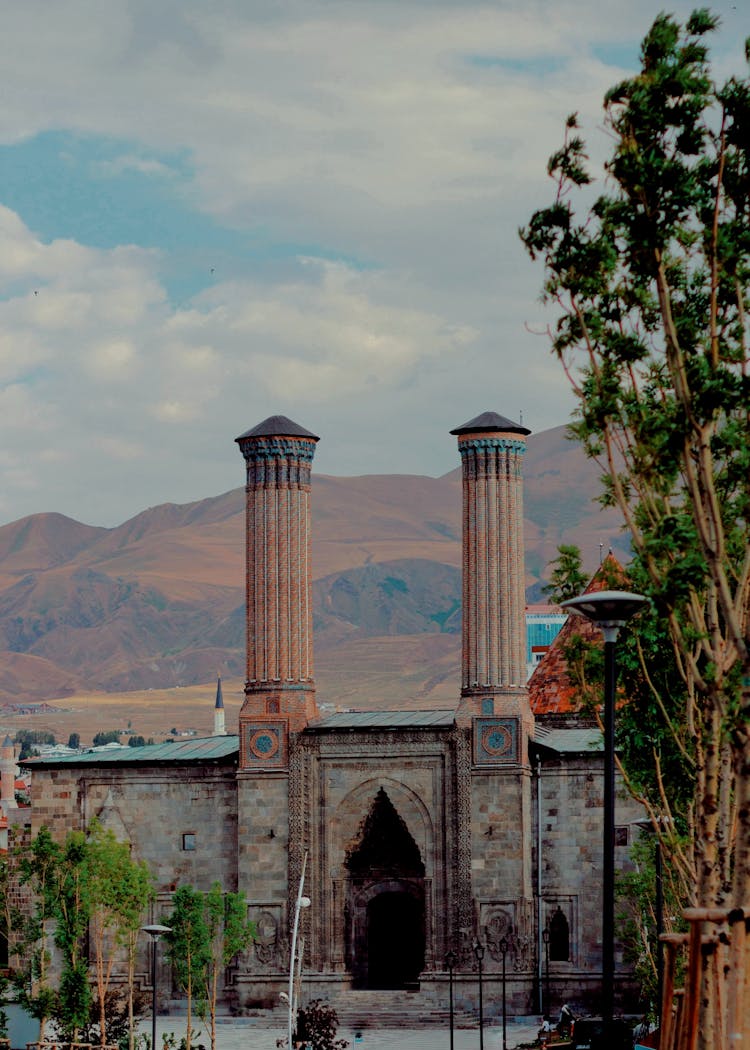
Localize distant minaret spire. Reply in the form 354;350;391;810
213;675;226;736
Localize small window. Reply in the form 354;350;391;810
615;826;629;847
549;906;570;962
182;833;196;851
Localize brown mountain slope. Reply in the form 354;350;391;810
0;425;627;704
0;513;108;586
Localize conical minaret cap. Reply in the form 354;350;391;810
235;415;320;443
450;411;530;436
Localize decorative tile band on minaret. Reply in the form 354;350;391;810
235;416;320;759
451;412;533;740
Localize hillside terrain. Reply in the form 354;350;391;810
0;425;627;723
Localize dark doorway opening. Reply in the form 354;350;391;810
344;788;427;989
367;891;425;989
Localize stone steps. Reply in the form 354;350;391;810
323;990;476;1030
163;992;479;1031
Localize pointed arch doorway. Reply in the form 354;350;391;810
345;788;426;989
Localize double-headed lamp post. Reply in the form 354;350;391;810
561;589;645;1026
141;923;172;1050
288;853;311;1050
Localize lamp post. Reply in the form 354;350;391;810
288;852;311;1050
472;938;485;1050
499;936;509;1050
141;923;172;1050
446;950;457;1050
542;926;550;1019
561;589;645;1025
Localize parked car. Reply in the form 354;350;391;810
570;1015;633;1049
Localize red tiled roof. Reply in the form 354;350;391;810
529;554;629;716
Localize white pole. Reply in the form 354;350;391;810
288;852;310;1050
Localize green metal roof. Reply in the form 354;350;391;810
21;735;240;769
306;710;455;732
533;725;602;754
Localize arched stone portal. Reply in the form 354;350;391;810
345;788;426;989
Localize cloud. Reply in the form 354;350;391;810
94;154;177;179
0;207;485;523
0;0;745;525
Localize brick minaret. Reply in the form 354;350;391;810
451;411;532;727
235;416;320;765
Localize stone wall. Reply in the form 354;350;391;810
536;751;643;1012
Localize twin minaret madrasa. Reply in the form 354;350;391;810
18;407;639;1013
231;410;537;995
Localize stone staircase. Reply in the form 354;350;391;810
163;988;480;1031
325;989;476;1030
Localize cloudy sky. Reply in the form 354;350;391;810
0;1;746;527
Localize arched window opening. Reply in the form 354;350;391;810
549;906;570;962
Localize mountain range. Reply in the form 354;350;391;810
0;425;627;705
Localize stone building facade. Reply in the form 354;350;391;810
20;412;644;1020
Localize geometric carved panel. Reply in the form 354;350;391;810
240;720;288;769
473;717;519;765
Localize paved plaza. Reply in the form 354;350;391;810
140;1016;544;1050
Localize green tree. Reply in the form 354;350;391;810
542;544;589;605
14;827;91;1041
67;733;80;750
14;826;62;1040
92;731;121;747
200;884;255;1050
87;820;155;1048
53;831;91;1041
521;10;750;1041
545;546;695;1001
165;887;210;1050
14;731;55;760
0;853;12;1037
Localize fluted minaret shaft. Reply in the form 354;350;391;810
451;413;530;697
241;440;316;684
235;417;319;730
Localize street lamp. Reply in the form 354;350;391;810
141;923;172;1050
499;936;509;1050
288;853;311;1050
472;938;485;1050
446;950;457;1050
561;589;646;1025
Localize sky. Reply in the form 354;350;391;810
0;1;747;528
